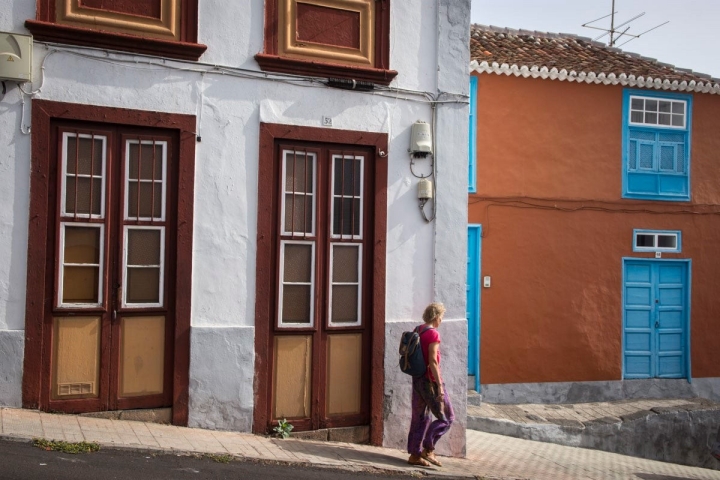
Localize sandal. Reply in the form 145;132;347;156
421;448;442;467
407;454;431;467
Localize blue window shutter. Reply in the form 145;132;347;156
622;89;692;201
468;76;478;193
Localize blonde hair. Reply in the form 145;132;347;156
422;302;446;324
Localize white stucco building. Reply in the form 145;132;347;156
0;0;470;455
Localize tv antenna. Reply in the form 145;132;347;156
582;0;669;48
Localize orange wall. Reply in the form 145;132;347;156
470;73;720;384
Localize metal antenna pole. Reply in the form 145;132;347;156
609;0;616;46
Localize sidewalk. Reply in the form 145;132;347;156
468;397;720;470
2;407;720;479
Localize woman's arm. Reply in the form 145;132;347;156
427;342;443;395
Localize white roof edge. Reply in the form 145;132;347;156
469;60;720;95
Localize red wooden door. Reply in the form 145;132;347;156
41;123;177;414
266;142;373;432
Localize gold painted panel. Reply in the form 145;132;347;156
326;333;362;415
273;335;312;419
56;0;180;40
279;0;374;66
52;316;101;400
119;316;165;397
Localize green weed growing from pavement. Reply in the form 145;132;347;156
203;453;233;464
273;418;294;439
33;438;100;454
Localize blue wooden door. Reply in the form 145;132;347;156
467;225;482;391
623;260;689;379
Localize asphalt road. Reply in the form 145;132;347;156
0;439;459;479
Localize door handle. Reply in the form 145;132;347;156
655;321;660;328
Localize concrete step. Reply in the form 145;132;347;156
467;398;720;470
467;390;483;407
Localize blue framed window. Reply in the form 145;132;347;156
633;229;682;253
468;76;478;193
622;89;692;201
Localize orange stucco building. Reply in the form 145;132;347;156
468;26;720;402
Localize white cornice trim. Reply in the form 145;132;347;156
470;60;720;95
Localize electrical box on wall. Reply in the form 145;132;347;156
0;32;33;83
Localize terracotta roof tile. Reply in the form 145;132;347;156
470;24;720;94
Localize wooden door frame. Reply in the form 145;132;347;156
254;123;388;445
22;100;196;426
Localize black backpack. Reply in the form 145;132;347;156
399;325;433;377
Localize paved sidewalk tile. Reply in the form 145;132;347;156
2;408;720;479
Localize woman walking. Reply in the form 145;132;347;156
407;302;454;467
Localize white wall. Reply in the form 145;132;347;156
0;0;470;452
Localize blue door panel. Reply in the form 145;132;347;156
659;310;682;329
626;286;652;305
623;260;689;379
658;356;683;377
659;265;683;283
627;264;652;282
626;332;651;351
466;225;482;392
626;355;652;376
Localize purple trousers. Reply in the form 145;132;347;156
407;375;454;456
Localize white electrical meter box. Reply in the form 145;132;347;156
0;32;33;83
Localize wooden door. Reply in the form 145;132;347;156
42;123;176;413
267;142;373;431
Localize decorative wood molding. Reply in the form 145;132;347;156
25;20;207;61
260;0;393;84
255;53;397;85
28;0;204;61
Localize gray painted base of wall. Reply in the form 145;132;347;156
188;326;255;432
469;406;720;470
0;330;23;407
383;319;467;457
482;378;720;404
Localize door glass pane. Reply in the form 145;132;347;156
126;140;166;220
330;245;361;325
127;268;161;303
326;334;362;415
125;228;163;306
52;316;101;399
273;335;312;419
284;194;313;234
282;285;312;324
62;226;102;304
283;151;315;235
127;182;163;219
119;316;165;397
64;134;105;218
332;156;363;238
332;245;359;283
65;177;103;216
331;285;359;323
284;243;312;283
280;241;314;326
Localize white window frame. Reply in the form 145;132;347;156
57;222;105;308
124;139;168;222
628;95;687;129
122;225;165;308
633;229;682;253
280;149;317;237
277;240;316;328
330;154;364;240
60;132;107;219
328;243;363;327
